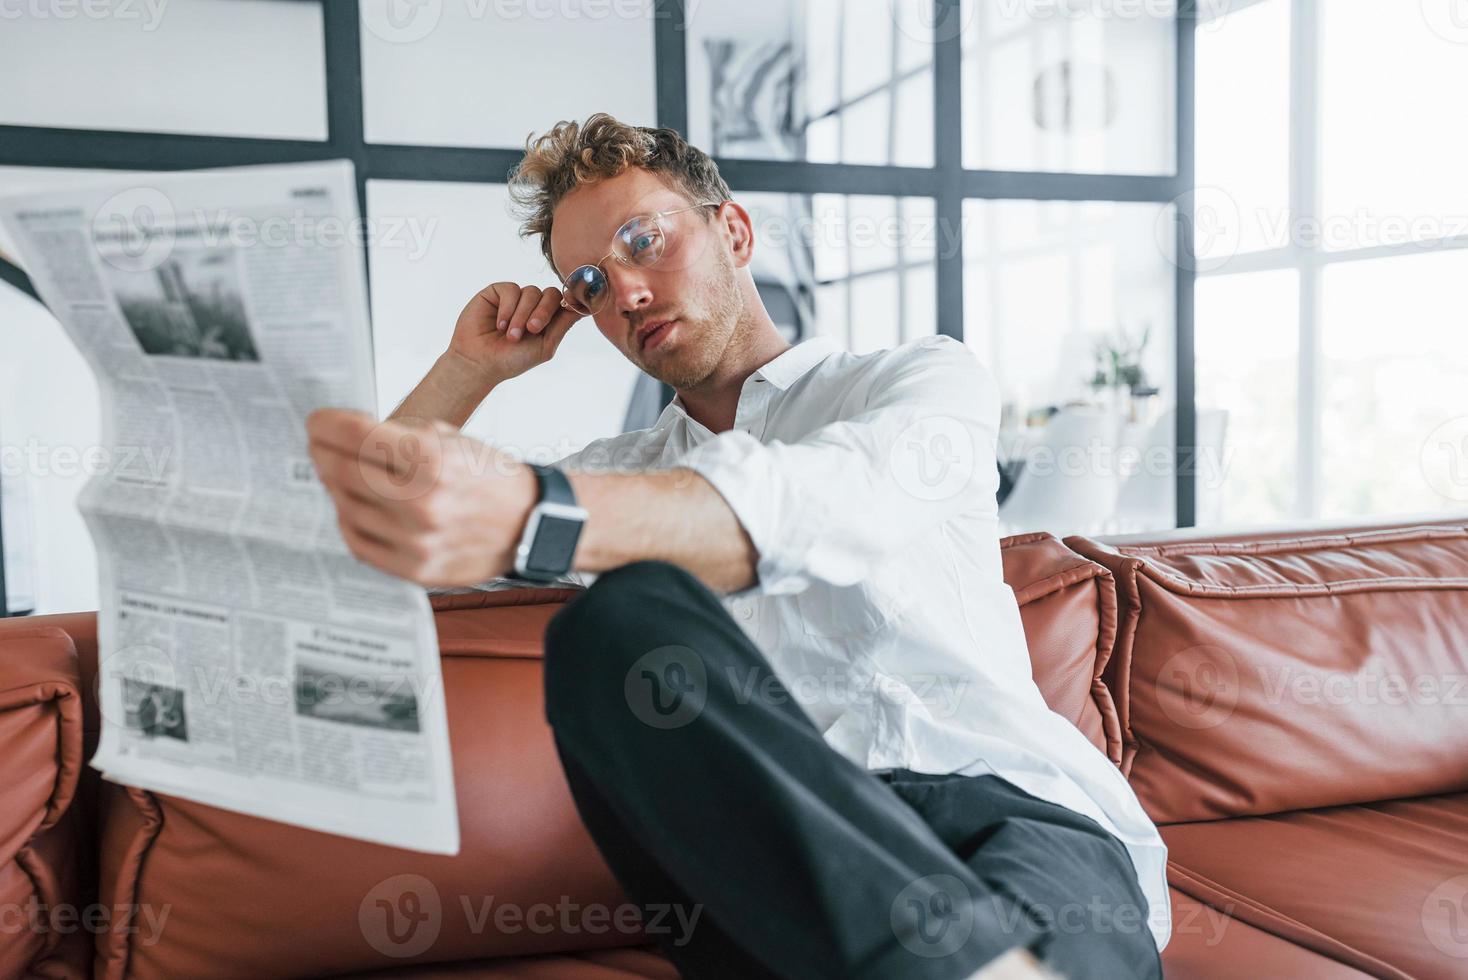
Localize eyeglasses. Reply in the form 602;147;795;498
557;201;723;316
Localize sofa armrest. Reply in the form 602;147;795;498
0;624;88;978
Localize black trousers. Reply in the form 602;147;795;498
543;560;1162;980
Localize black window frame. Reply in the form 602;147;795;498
0;0;1199;616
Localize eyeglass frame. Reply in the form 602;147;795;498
556;201;725;316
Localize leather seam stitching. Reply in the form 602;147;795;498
1167;862;1411;979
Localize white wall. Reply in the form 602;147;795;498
367;179;640;459
0;0;327;140
360;0;656;147
1;167;156;614
1;277;103;615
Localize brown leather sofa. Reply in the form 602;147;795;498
3;518;1466;979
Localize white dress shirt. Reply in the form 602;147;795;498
555;335;1170;950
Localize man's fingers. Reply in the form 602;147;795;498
333;486;423;539
463;282;517;332
540;305;583;359
337;513;413;578
505;286;543;340
306;408;377;456
525;287;564;335
308;411;442;487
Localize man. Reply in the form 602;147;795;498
307;114;1168;980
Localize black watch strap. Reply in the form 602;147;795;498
515;464;584;582
531;464;576;506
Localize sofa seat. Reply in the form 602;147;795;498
1161;888;1375;979
353;946;678;979
1160;793;1468;979
350;889;1387;980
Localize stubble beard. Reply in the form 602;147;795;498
633;254;745;391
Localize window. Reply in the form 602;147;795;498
1195;0;1468;521
686;0;934;166
0;0;1195;615
1195;269;1298;523
960;0;1176;175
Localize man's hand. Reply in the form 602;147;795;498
306;408;537;587
448;281;583;387
391;282;583;429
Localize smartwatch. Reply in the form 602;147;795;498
513;464;588;582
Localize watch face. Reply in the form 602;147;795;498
525;513;583;574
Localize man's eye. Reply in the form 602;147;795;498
633;233;655;252
585;278;605;298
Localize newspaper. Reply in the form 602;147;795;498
0;161;459;855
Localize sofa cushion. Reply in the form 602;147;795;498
999;532;1123;765
0;626;89;980
1160;888;1375;980
89;536;1122;979
1071;523;1468;823
1161;792;1468;980
355;945;679;978
95;590;638;980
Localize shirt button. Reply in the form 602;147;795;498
738;602;754;620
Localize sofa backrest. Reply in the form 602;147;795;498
1071;520;1468;825
999;531;1124;765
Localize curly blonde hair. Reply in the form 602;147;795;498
508;113;732;270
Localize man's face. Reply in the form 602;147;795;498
549;168;745;390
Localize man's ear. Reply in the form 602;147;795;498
719;201;756;269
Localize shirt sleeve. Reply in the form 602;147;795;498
678;335;1001;596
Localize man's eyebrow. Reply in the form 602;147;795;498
554;207;658;278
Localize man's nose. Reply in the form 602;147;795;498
606;262;653;317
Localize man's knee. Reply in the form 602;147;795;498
543;559;702;722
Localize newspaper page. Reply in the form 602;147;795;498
0;161;459;855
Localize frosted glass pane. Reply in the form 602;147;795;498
1195;0;1290;259
733;191;936;351
1320;250;1468;516
960;0;1175;175
361;0;655;147
1195;269;1299;524
686;0;933;166
366;180;639;459
1321;3;1468;249
0;1;326;140
964;199;1175;414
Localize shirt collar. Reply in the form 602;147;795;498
658;336;840;426
751;335;840;391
